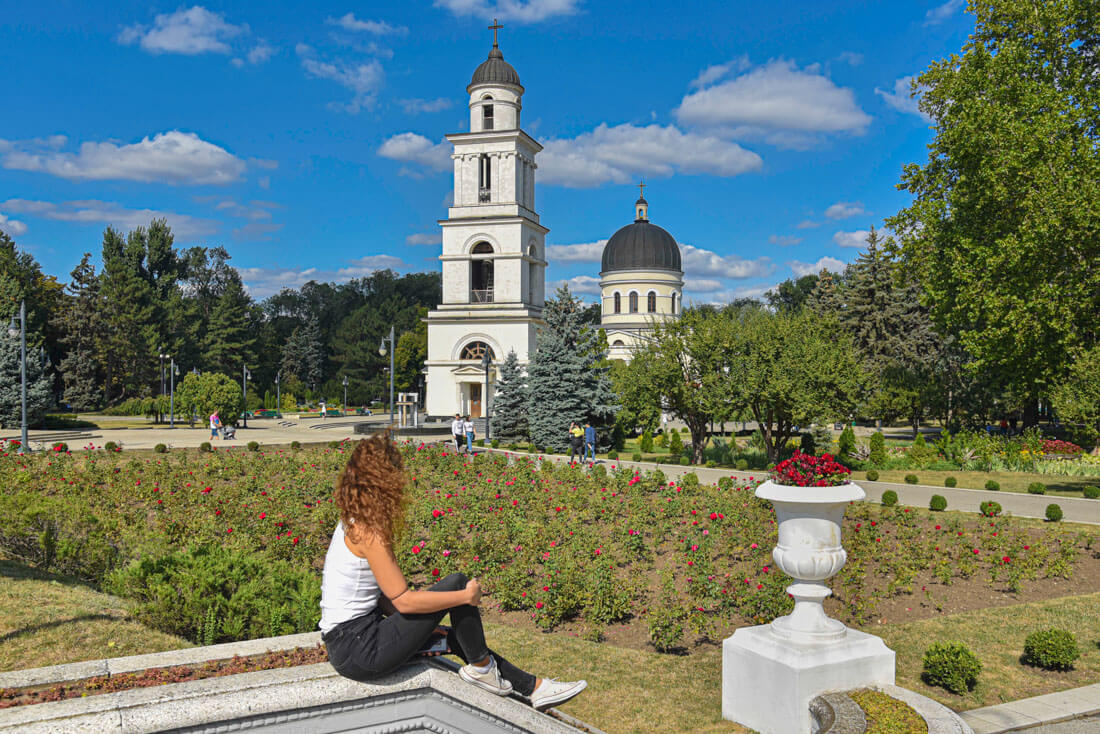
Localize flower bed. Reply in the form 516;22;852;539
0;441;1096;653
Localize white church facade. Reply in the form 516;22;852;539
424;34;684;417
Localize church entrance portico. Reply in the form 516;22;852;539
450;365;493;419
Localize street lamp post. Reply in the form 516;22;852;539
378;325;395;426
169;358;178;428
6;301;29;454
242;365;251;428
481;350;492;441
342;375;349;415
275;371;281;419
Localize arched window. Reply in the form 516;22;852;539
527;244;537;304
482;97;494;130
671;292;678;314
460;341;495;361
647;291;657;313
471;242;494;302
478;155;491;201
613;292;621;314
612;339;625;347
629;292;639;313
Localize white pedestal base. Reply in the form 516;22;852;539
722;625;895;734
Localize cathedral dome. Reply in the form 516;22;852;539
468;46;523;92
601;197;682;273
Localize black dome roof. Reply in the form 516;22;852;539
468;46;523;92
602;220;682;273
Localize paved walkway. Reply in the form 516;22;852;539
481;448;1100;525
961;683;1100;733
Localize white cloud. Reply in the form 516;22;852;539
676;59;872;147
789;256;846;277
0;213;28;237
2;198;219;239
399;97;454;114
1;131;246;185
539;123;762;188
258;176;271;189
689;57;750;89
549;275;602;296
796;220;821;229
406;232;442;245
693;284;773;305
876;75;930;119
377;132;452;172
824;201;866;219
118;6;247;55
327;13;408;35
924;0;963;26
832;229;871;248
837;51;864;66
768;234;802;247
433;0;581;23
239;255;408;297
546;241;605;263
680;243;772;279
298;47;385;113
683;278;723;293
246;43;275;64
233;222;283;240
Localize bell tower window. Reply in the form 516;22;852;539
482;97;494;130
671;292;677;314
471;242;494;303
613;292;621;314
647;291;657;312
479;155;491;202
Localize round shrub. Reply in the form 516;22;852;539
104;441;119;452
1027;482;1046;495
865;469;879;481
607;450;618;460
1046;503;1063;522
679;456;691;466
735;458;749;471
475;439;485;447
290;440;301;450
905;474;919;484
718;476;734;490
491;439;500;449
507;443;519;451
706;460;717;468
929;494;947;512
1083;485;1099;499
922;641;982;694
527;445;537;454
681;472;700;489
154;443;168;454
984;480;1000;491
199;441;213;453
632;452;643;462
980;501;1002;517
1023;629;1079;671
881;490;898;507
247;441;260;452
945;476;957;488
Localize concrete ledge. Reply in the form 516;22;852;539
961;683;1100;733
879;685;974;734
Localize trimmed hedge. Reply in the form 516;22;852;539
1046;504;1063;522
881;490;898;507
980;501;1002;517
985;480;1000;491
905;474;919;484
922;642;981;694
1027;482;1046;495
929;494;947;512
865;469;879;481
944;476;957;488
1083;485;1099;499
1023;629;1079;671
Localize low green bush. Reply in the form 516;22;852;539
290;440;301;450
491;439;500;449
718;476;734;490
865;469;879;481
681;472;699;490
922;641;981;694
632;452;643;462
527;445;537;454
1023;629;1079;671
607;450;618;460
1082;485;1099;499
199;442;213;453
984;480;1000;491
475;439;485;447
929;494;947;512
104;441;119;452
706;460;717;468
105;545;320;645
735;458;749;471
327;440;340;449
1046;503;1063;522
980;501;1002;517
944;476;957;488
679;456;691;466
881;490;898;507
1027;482;1046;495
153;443;168;454
905;474;919;484
247;441;260;452
647;571;685;653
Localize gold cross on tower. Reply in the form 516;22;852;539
638;180;646;199
489;18;503;46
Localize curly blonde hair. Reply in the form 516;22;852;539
334;433;406;545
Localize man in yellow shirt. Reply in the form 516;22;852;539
569;422;584;463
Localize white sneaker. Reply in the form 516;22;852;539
459;659;513;696
529;678;587;710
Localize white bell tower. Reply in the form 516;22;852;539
424;24;547;419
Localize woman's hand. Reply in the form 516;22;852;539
465;578;483;606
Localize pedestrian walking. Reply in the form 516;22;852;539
451;414;464;453
320;401;327;421
583;421;596;463
464;415;476;455
209;411;221;440
568;422;584;463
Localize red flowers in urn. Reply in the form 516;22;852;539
772;450;851;487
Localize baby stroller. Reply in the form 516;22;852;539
221;424;237;440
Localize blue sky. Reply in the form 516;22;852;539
0;0;971;301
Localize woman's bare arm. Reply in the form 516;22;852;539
345;530;481;615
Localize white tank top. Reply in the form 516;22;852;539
319;522;380;633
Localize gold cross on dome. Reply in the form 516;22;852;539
638;180;646;199
489;18;503;46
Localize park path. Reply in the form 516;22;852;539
480;447;1100;525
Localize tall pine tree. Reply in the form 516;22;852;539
201;271;256;373
0;323;54;430
281;317;324;390
490;349;529;441
54;254;104;410
526;286;617;452
99;227;159;401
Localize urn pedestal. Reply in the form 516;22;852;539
722;481;895;734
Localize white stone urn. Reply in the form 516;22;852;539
755;480;865;643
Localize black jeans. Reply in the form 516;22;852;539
570;438;583;462
322;573;536;696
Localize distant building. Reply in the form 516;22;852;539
599;191;684;362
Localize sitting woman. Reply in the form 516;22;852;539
320;434;587;711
